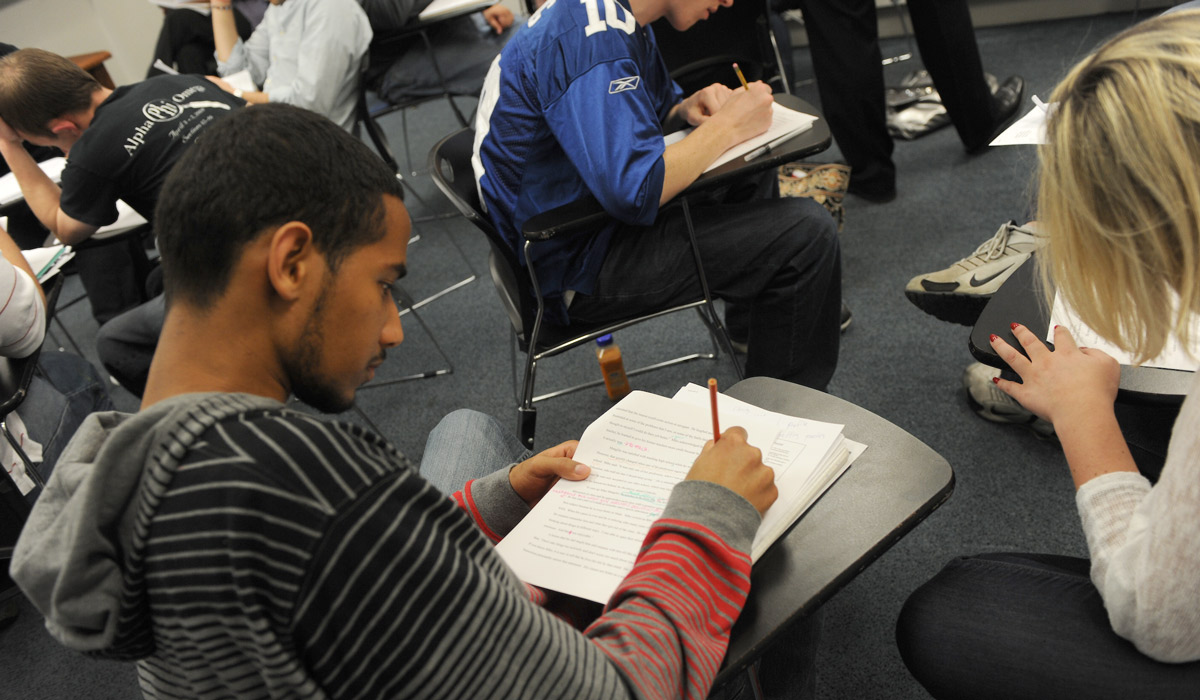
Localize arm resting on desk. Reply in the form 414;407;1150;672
0;137;97;245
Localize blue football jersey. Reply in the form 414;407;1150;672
474;0;683;318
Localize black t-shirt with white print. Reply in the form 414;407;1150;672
59;75;244;227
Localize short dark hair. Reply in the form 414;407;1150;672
0;49;100;138
155;103;406;308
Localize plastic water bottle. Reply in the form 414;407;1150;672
595;334;631;400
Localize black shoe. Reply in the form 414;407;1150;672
967;74;1025;154
846;180;897;204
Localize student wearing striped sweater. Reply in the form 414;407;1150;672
11;103;785;699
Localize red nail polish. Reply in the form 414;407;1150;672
989;334;998;342
992;377;1000;384
1010;322;1020;330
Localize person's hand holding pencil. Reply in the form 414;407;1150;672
687;377;778;515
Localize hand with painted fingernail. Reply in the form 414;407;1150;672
988;323;1120;426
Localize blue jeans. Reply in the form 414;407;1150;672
896;553;1200;699
417;409;819;699
418;409;531;495
20;351;114;502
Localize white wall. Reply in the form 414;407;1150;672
0;0;163;86
0;0;1184;85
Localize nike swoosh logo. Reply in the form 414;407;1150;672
969;265;1015;287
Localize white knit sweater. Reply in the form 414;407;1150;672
1076;369;1200;663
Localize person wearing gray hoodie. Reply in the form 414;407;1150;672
9;102;781;699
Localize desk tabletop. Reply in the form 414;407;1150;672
717;377;954;683
969;257;1193;404
694;93;831;191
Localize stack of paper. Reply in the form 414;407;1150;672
22;245;75;283
495;387;865;604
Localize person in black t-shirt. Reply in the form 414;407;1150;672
0;43;62;249
0;48;244;321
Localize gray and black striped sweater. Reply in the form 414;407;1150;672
13;393;760;699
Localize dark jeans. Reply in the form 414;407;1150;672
20;351;114;502
95;293;165;398
148;7;253;77
897;553;1200;700
568;181;841;390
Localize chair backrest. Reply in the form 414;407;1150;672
355;80;402;174
427;129;529;338
652;0;784;95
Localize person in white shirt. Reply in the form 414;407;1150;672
207;0;373;130
0;224;111;500
896;10;1200;699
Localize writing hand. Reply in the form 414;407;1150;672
508;440;588;507
991;323;1121;425
678;83;734;126
483;4;514;33
686;426;776;515
712;81;774;148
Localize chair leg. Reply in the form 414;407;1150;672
517;406;537;450
767;27;792;95
681;198;744;380
399;218;478;311
746;659;766;700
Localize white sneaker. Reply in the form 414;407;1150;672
962;361;1055;438
906;221;1045;326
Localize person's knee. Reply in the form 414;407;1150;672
780;197;840;260
428;408;505;446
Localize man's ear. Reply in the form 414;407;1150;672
47;118;81;139
265;221;321;301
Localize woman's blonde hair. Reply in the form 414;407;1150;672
1039;9;1200;363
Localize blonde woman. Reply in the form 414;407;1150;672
896;10;1200;698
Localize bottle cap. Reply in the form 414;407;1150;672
596;334;614;347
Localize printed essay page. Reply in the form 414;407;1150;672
673;384;865;559
663;103;818;172
495;390;779;604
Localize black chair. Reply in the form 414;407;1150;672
429;128;742;448
358;21;476;179
0;329;48;574
652;0;791;96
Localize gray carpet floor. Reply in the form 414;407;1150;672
1;9;1149;699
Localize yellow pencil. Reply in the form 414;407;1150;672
732;62;749;90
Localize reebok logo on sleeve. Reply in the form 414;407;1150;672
609;76;640;93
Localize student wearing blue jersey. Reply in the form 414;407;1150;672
474;0;842;389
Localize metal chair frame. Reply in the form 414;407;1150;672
429;128;742;448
